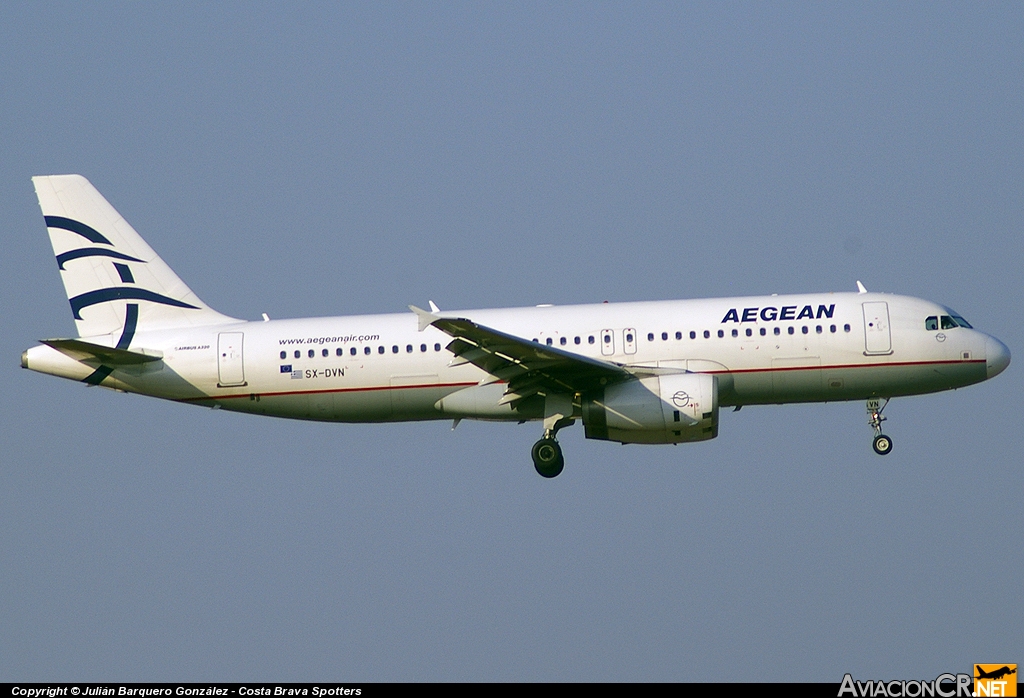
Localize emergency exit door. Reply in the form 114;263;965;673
218;332;246;386
623;328;637;355
601;329;615;356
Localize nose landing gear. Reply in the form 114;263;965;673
867;398;893;455
872;433;893;455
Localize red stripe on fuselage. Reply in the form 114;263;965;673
711;358;985;374
179;358;982;403
178;380;480;402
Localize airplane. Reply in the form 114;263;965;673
21;175;1011;478
975;666;1016;681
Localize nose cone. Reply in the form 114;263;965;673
986;335;1011;379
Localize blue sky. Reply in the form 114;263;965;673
1;2;1021;681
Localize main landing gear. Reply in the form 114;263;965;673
867;398;893;455
531;437;564;478
532;395;575;478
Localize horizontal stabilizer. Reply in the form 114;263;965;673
41;338;163;365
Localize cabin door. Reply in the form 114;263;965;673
862;302;892;355
217;332;246;386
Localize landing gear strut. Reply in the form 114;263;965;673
532;395;575;478
867;398;893;455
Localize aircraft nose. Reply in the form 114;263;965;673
986;335;1011;379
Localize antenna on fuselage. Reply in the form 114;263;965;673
856;281;868;294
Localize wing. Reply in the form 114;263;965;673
411;306;633;408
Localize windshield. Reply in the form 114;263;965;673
926;313;972;330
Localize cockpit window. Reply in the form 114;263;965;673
928;313;973;330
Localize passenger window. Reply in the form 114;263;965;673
588;336;595;344
294;351;300;359
731;329;738;337
647;332;654;341
690;331;696;339
830;325;836;333
308;349;315;358
280;351;286;360
406;344;413;353
434;343;441;351
546;338;553;346
704;330;710;339
420;344;427;352
661;332;668;341
322;349;329;357
574;336;581;345
560;337;567;346
774;327;781;336
675;331;682;340
336;348;343;356
364;347;371;355
941;315;957;330
844;324;851;332
392;345;399;354
745;328;752;337
815;325;822;334
801;326;809;334
717;330;724;338
351;347;357;356
788;327;795;335
759;328;766;336
925;316;938;331
378;346;385;354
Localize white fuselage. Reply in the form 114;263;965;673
24;291;1006;424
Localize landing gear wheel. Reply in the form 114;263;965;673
872;434;893;455
531;438;564;478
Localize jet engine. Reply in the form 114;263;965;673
582;372;718;444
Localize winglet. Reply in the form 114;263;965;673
409;305;439;332
429;300;440;313
856;280;868;294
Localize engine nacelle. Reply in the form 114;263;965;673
582;372;718;444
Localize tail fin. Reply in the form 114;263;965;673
33;175;239;338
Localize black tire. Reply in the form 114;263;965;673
872;434;893;455
531;438;564;478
